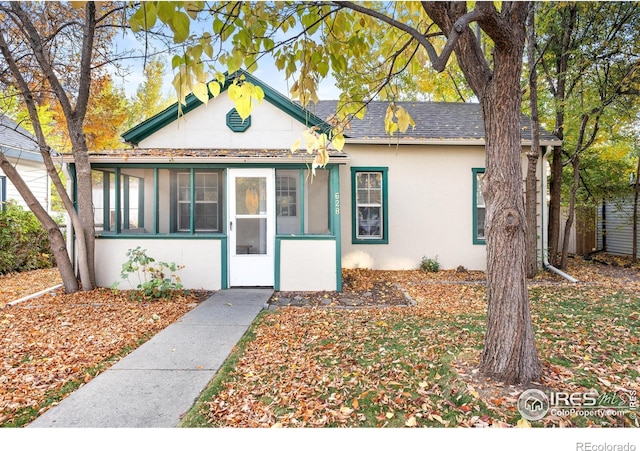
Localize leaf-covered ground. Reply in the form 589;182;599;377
0;268;62;308
0;284;200;427
2;257;639;428
185;256;639;428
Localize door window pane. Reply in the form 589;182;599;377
235;177;267;215
236;217;267;254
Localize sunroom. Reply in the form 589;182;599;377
81;149;347;292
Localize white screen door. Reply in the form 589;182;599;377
228;168;275;286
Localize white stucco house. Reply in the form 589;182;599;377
0;114;51;211
67;71;560;292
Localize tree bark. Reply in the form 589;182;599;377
477;43;541;385
0;152;79;293
424;1;541;384
525;4;541;278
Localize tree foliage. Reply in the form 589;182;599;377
532;2;640;266
0;1;128;292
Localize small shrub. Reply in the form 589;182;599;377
114;246;185;301
420;255;440;273
0;201;54;274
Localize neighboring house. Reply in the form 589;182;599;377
0;114;50;212
596;193;640;257
65;71;560;292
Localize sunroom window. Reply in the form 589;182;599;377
176;172;220;232
275;168;330;235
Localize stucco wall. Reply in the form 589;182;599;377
95;238;222;290
340;143;543;271
279;239;336;291
138;95;309;150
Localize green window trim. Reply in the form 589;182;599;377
472;168;486;245
170;169;224;234
351;167;388;244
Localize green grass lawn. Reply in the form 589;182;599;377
180;284;640;428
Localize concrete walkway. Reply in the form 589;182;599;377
28;289;272;428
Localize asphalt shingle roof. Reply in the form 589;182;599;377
0;114;39;152
307;100;559;144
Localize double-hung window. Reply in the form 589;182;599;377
176;171;220;232
351;167;388;244
473;168;486;244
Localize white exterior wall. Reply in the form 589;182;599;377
138;95;309;149
95;239;222;290
340;144;543;271
279;239;336;291
4;158;49;211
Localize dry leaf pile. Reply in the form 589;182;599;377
0;287;198;425
202;258;639;428
2;255;639;428
0;268;62;308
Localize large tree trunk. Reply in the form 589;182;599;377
70;126;96;289
425;1;541;384
525;4;540;278
477;37;541;384
0;153;79;293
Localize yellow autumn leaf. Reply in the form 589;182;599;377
516;418;531;428
290;139;301;153
405;416;417;427
396;106;415;133
332;132;345;151
208;81;221;98
340;406;354;416
192;82;209;105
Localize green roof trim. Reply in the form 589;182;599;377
122;70;331;145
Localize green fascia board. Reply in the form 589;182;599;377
122;70;331;145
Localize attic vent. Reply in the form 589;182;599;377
226;108;251;132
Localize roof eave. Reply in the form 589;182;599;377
343;137;562;147
81;155;350;165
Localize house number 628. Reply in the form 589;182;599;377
334;193;340;215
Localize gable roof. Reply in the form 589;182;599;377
0;114;44;163
122;70;331;145
122;71;560;148
308;100;561;146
